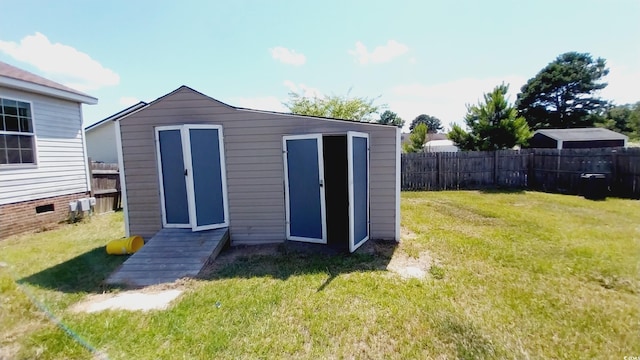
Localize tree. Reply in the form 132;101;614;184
403;123;427;153
409;114;443;133
596;102;640;140
516;52;609;130
285;91;381;122
449;84;531;151
378;110;404;127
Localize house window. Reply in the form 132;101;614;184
0;98;35;165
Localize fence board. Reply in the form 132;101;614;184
402;147;640;199
90;162;121;213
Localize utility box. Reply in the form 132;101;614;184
581;173;607;200
78;198;91;211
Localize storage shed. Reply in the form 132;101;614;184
529;128;628;149
116;86;400;253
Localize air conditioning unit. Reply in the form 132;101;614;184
78;198;91;212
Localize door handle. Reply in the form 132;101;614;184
184;169;188;176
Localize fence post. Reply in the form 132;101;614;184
611;149;617;195
493;151;498;186
436;152;441;190
527;149;536;190
87;157;94;197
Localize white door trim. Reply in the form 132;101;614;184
184;124;229;231
282;134;327;244
155;125;190;229
347;131;370;252
155;124;229;231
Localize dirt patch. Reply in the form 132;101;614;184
401;226;418;241
387;250;439;279
70;289;183;313
0;344;20;360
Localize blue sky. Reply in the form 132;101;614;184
1;0;638;132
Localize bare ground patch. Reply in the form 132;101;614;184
386;249;440;279
70;289;183;313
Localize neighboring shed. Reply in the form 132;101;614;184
424;139;459;152
85;101;147;163
0;61;97;238
529;128;628;149
117;86;400;253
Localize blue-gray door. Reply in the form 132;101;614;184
283;135;327;243
157;128;190;227
348;132;369;252
156;125;229;231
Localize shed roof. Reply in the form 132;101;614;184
0;61;97;104
534;128;628;142
117;85;396;128
424;139;456;147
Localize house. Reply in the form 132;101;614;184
85;101;147;163
0;61;97;238
529;128;628;149
116;86;400;253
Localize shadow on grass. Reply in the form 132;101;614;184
19;246;128;293
199;240;398;292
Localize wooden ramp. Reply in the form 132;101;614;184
106;227;229;287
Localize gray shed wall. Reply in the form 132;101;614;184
119;87;398;244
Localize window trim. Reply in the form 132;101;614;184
0;96;38;169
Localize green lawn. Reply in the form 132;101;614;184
1;191;638;359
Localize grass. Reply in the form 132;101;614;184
1;191;639;359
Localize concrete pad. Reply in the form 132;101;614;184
71;289;183;313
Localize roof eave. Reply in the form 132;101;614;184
535;129;628;142
85;102;148;131
237;107;396;128
0;75;98;105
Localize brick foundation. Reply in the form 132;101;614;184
0;192;89;239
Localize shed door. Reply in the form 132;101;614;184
283;134;327;243
157;127;190;227
348;132;369;252
156;125;229;231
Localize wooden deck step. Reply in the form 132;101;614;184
105;227;229;287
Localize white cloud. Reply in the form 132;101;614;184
283;80;323;98
348;40;409;65
408;57;417;65
232;96;288;113
119;96;140;107
389;76;527;132
269;46;306;66
0;32;119;91
600;62;640;105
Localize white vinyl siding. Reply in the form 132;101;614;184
120;87;398;243
86;121;118;163
0;87;89;205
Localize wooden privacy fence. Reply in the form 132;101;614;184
402;147;640;198
89;161;121;213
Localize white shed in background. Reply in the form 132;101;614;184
85;101;147;163
424;139;459;152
